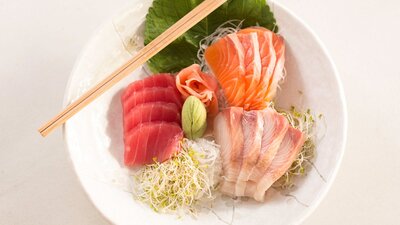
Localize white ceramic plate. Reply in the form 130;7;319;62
63;1;347;225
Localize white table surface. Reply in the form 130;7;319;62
1;0;399;224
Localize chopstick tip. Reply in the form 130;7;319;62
38;127;49;137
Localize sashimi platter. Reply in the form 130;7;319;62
63;0;347;224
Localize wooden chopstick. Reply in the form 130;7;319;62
38;0;227;137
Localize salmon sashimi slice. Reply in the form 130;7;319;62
124;122;183;166
176;64;219;115
238;27;278;107
240;27;285;103
237;30;271;109
213;107;244;184
204;27;285;110
237;27;277;81
248;108;289;182
121;74;178;101
236;32;262;110
205;33;246;107
122;87;183;115
252;126;305;201
235;110;263;196
266;35;285;101
123;102;180;133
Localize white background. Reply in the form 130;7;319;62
1;0;399;224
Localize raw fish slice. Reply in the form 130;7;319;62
220;180;259;198
213;107;244;182
238;27;277;82
122;74;177;101
253;127;305;201
221;180;259;199
236;33;262;110
152;123;182;163
249;108;289;182
205;33;246;106
235;111;263;196
124;122;183;166
265;35;285;101
219;180;236;196
122;87;183;115
238;28;277;107
205;27;285;110
223;78;246;106
240;27;285;102
125;123;149;166
243;180;257;198
123;102;180;133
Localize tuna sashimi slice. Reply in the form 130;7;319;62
252;126;305;201
122;87;183;115
235;110;263;196
122;74;178;101
213;107;244;187
124;122;183;167
248;108;289;182
123;102;180;133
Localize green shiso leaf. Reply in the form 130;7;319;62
144;0;277;73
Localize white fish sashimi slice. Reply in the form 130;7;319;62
249;108;289;182
235;110;263;196
219;180;236;196
213;107;244;183
223;180;258;199
253;126;305;202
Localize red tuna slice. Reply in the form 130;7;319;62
123;102;181;133
124;122;183;166
122;87;183;115
122;74;178;101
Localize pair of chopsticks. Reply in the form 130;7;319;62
38;0;227;137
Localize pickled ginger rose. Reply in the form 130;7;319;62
176;64;219;116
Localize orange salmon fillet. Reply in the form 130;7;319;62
205;27;285;110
